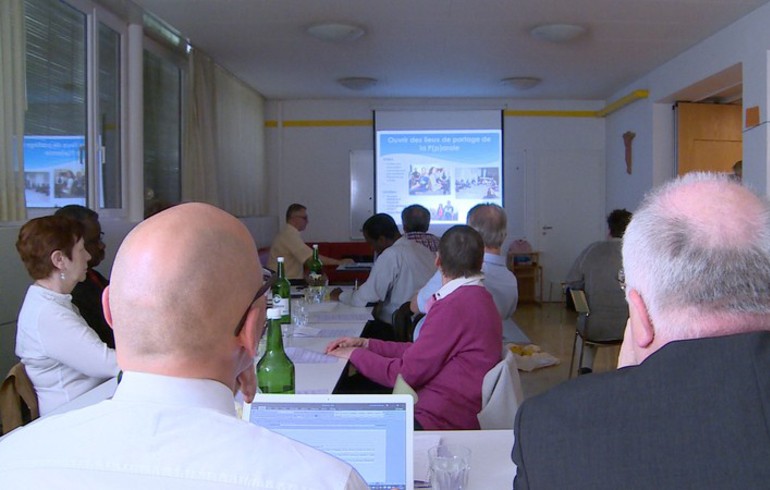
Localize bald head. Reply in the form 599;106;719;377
107;203;262;377
466;203;507;250
623;172;770;348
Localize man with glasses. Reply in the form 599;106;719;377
513;173;770;488
267;203;351;280
0;203;366;489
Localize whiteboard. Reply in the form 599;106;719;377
350;150;374;240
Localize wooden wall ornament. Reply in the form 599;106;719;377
623;131;636;174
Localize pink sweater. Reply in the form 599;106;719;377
349;285;502;429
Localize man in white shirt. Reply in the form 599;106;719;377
412;203;528;344
0;203;367;490
331;213;436;329
267;203;350;279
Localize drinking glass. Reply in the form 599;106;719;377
428;444;471;490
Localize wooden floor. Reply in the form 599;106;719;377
513;302;621;399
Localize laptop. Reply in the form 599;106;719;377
242;394;414;490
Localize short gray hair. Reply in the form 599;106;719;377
622;172;770;338
466;203;507;248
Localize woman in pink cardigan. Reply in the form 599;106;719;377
327;225;502;430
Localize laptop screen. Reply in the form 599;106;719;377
243;394;414;490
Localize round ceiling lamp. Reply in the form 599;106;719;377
306;22;365;42
530;23;586;43
337;77;378;90
501;77;542;90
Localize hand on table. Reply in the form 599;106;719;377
329;287;343;301
325;336;368;358
339;258;355;265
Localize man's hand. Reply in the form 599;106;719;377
330;287;343;301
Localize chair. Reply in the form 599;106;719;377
568;289;623;378
391;301;424;342
477;350;524;429
0;362;39;435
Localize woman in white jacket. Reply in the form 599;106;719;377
15;215;119;415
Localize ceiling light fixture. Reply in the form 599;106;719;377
337;77;378;90
530;23;586;43
501;77;542;90
306;22;365;42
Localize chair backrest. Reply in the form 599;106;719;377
570;289;590;316
0;362;39;435
477;350;524;429
391;301;423;342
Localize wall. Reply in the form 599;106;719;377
606;2;770;206
265;98;607;275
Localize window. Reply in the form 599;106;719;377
22;0;123;212
143;48;181;211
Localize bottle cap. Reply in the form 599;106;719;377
267;307;282;320
277;257;284;263
313;244;318;249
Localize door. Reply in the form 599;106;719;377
534;149;605;300
677;102;742;175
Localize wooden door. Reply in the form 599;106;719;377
677;102;742;176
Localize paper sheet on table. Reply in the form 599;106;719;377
308;311;373;324
294;326;361;338
285;346;338;364
413;434;443;483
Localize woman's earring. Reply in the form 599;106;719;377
60;271;65;281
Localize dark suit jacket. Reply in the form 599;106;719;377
71;269;115;348
513;331;770;489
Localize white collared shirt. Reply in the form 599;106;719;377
0;371;367;489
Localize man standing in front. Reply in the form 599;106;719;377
512;172;770;488
268;203;351;279
0;203;367;489
331;213;436;330
412;203;527;344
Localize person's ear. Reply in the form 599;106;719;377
102;286;114;329
237;305;263;357
50;249;65;270
627;288;654;349
434;253;441;268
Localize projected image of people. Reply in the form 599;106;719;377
431;200;458;221
408;166;450;195
455;167;500;199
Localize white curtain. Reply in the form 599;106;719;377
183;49;266;216
0;0;27;221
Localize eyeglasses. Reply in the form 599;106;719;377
617;268;626;292
233;268;276;336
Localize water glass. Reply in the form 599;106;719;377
281;323;294;347
292;299;309;328
428;444;471;490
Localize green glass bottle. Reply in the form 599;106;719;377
307;244;324;276
305;244;327;303
257;308;295;394
272;257;291;324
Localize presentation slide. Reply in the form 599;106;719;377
375;110;503;229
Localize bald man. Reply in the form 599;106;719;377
0;203;366;490
512;173;770;488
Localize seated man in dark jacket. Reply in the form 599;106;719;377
513;172;770;489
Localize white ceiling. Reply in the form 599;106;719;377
132;0;769;101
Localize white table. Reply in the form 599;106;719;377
418;430;516;489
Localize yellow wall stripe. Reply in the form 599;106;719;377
502;110;596;118
264;90;649;127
